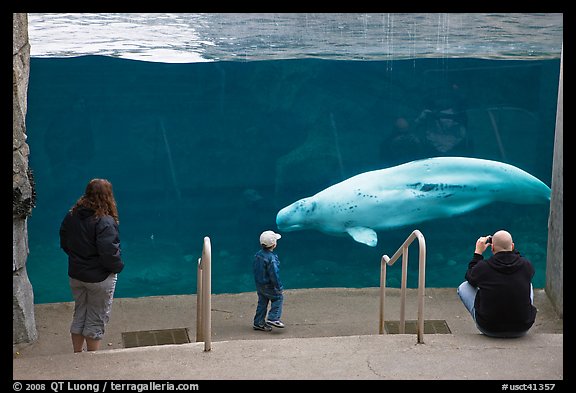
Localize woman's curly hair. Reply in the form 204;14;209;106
71;178;119;224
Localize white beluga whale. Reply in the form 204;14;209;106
275;157;551;247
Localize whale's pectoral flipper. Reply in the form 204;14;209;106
346;227;378;247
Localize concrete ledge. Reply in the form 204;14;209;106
13;287;563;380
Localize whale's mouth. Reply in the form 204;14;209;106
276;224;303;232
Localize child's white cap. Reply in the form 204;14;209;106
260;230;282;247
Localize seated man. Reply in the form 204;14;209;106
457;230;537;338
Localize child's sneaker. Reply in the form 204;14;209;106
266;319;285;328
253;324;272;332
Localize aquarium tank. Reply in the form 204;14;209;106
25;13;562;303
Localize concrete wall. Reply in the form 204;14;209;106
13;12;37;344
546;45;563;318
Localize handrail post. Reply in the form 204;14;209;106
399;246;408;334
379;255;388;334
201;236;212;352
196;257;203;342
417;233;426;344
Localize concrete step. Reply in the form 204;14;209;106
13;332;563;380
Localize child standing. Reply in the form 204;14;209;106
252;230;285;331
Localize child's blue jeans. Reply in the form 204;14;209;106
254;285;283;326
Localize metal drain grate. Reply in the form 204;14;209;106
122;328;191;348
384;320;451;334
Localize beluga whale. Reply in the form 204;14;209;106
275;157;551;247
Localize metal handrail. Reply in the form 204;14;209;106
196;236;212;351
196;257;203;342
379;230;426;344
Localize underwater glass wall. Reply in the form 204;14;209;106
25;13;562;303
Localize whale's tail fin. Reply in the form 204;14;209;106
505;171;551;205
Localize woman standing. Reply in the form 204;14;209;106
59;178;124;352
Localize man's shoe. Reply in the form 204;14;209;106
266;320;285;328
253;324;272;332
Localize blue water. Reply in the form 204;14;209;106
24;14;562;304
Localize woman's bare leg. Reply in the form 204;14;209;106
71;333;85;353
86;337;101;351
